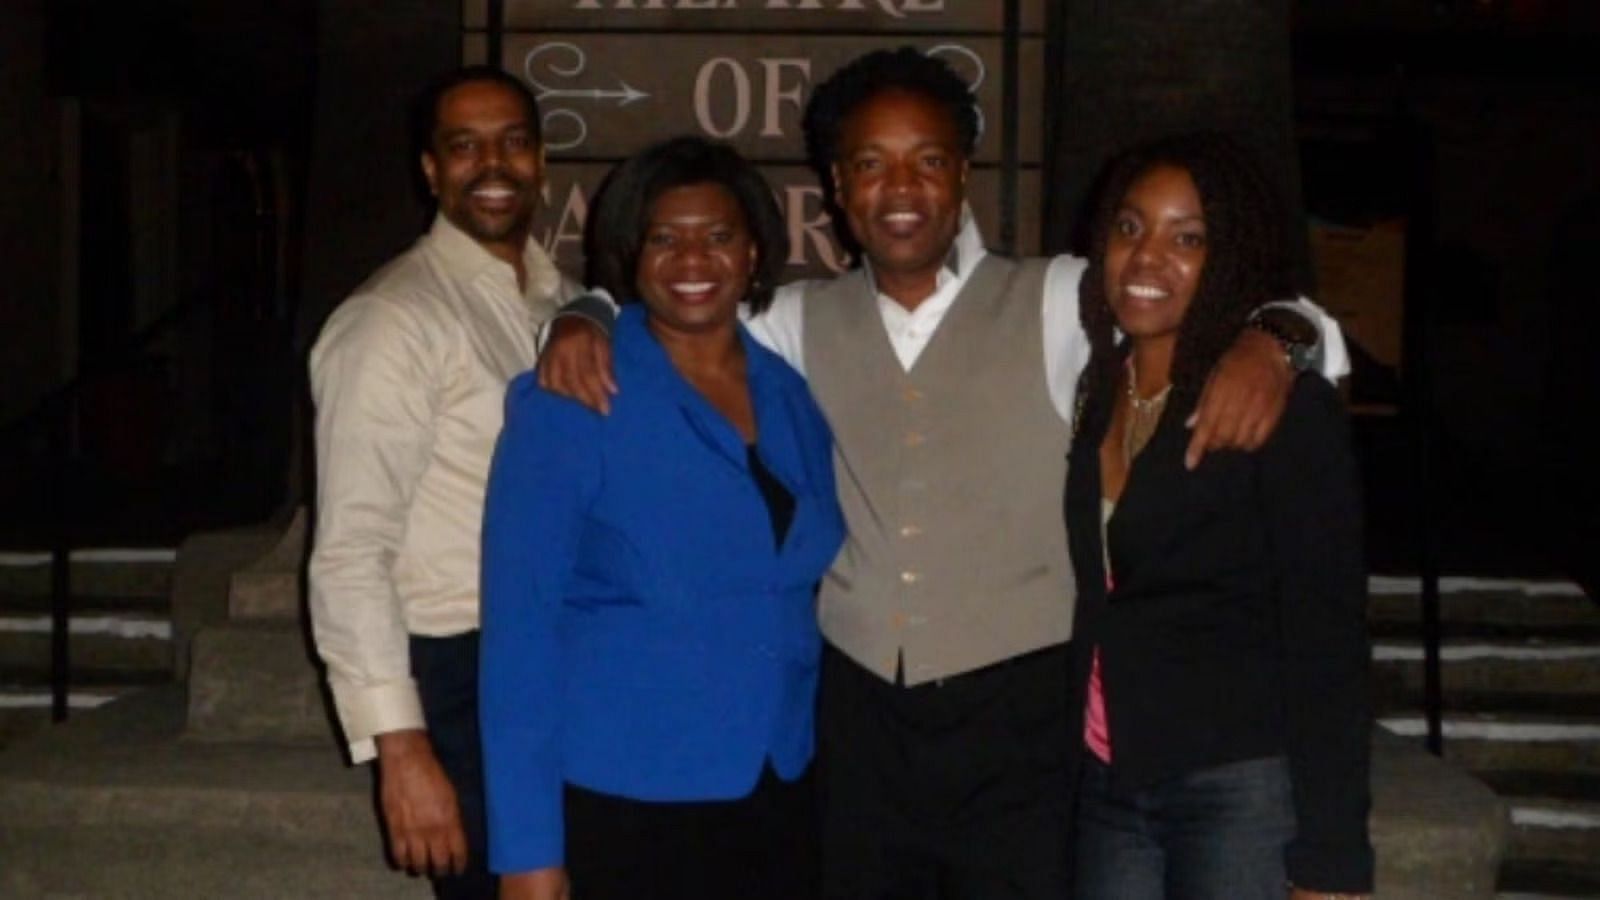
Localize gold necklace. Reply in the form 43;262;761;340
1122;358;1171;470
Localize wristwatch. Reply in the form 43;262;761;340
1247;305;1319;372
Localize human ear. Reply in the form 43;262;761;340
420;153;439;197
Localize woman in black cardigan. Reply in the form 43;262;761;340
1064;133;1373;900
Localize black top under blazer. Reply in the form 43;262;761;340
1063;373;1374;893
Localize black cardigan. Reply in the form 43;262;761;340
1063;374;1374;893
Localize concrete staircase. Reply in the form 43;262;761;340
0;516;1520;898
1370;576;1600;899
0;548;179;750
0;509;430;898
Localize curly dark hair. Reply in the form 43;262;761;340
801;46;981;185
1078;132;1297;410
586;135;790;313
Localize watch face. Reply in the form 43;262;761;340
1256;308;1316;345
1288;342;1315;371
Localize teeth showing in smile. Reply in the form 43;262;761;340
1125;285;1168;300
671;282;715;294
474;187;514;199
883;212;922;224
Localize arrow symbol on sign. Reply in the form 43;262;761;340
522;42;652;151
537;81;649;107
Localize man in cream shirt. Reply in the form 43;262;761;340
308;66;577;899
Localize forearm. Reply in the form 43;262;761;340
308;540;425;762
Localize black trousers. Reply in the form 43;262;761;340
563;763;820;900
818;644;1073;900
410;632;497;900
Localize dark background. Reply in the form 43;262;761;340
1;0;1595;592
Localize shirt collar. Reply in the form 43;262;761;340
422;213;565;311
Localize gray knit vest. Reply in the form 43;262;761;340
803;255;1076;685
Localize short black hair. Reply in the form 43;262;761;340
587;136;789;313
1079;132;1296;404
801;46;981;185
411;65;543;158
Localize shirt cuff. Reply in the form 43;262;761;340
537;289;618;350
330;677;427;764
1262;297;1352;380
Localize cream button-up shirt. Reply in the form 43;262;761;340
308;215;577;763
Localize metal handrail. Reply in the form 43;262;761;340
0;299;197;723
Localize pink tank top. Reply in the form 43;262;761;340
1083;499;1113;763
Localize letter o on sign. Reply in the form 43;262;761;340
693;57;751;138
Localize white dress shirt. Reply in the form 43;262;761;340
308;215;577;763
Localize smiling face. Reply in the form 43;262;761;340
830;88;968;306
635;181;757;339
420;79;544;264
1104;163;1208;345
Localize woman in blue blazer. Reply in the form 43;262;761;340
479;137;844;900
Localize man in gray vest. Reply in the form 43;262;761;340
541;48;1345;899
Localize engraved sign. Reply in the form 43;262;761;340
466;0;1044;276
464;34;1043;163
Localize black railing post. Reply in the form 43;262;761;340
1396;83;1444;755
48;400;72;723
1418;394;1443;755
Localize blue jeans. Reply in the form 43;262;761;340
1074;756;1295;900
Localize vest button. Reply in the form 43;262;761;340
900;570;920;584
899;524;922;539
903;431;925;447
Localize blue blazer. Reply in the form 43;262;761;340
479;305;845;873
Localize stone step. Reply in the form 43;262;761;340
1497;859;1600;899
0;685;131;752
1475;772;1600;869
0;697;1509;900
185;620;335;745
1380;714;1600;773
0;547;177;600
0;609;174;676
1369;577;1597;629
1370;619;1600;643
170;516;304;679
1367;729;1509;900
0;591;170;617
1507;797;1600;867
0;686;427;899
1372;639;1600;696
3;824;431;899
1376;690;1600;719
